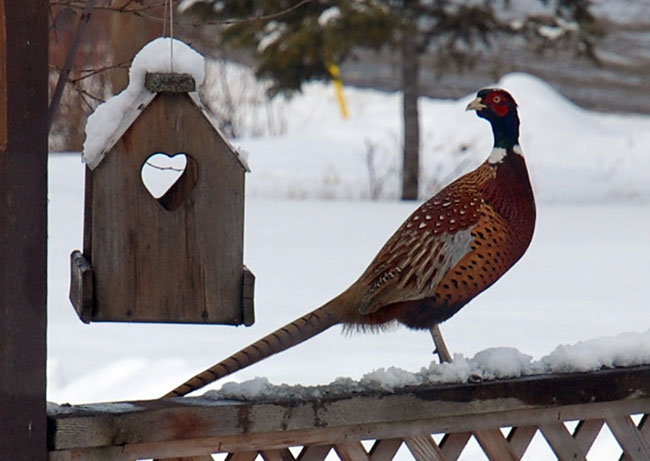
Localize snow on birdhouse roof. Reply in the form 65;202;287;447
82;37;249;171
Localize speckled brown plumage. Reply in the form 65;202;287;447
346;141;535;330
163;88;536;398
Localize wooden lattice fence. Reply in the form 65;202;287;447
48;365;650;460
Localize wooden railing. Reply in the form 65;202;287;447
48;365;650;460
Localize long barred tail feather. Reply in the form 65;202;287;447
163;301;342;398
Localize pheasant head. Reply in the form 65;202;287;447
466;89;520;151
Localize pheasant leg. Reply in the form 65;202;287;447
430;324;452;363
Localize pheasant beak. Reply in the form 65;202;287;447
466;97;487;112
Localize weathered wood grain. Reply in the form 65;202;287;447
540;422;588;460
607;415;650;461
47;366;650;459
225;453;258;461
69;250;94;323
156;153;198;212
334;442;370;461
368;439;402;461
0;2;48;459
161;457;211;461
404;435;445;461
260;448;296;461
242;265;256;326
438;432;471;460
505;425;536;459
85;91;249;324
0;1;6;151
473;428;517;460
296;444;331;461
573;419;604;454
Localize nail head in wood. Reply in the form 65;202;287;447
145;72;196;93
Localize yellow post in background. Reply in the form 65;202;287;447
327;63;349;119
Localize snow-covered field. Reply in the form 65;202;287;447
47;68;650;459
241;72;650;203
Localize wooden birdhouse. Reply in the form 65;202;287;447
70;39;254;326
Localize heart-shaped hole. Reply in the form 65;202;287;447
141;152;198;211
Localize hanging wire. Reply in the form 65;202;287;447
168;0;174;72
162;0;174;72
162;0;168;36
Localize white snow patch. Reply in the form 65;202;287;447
361;366;421;390
537;19;578;40
258;22;286;53
82;38;205;169
537;25;564;40
542;331;650;373
129;37;205;90
178;0;203;13
472;347;534;379
203;331;650;401
219;377;274;400
318;6;341;26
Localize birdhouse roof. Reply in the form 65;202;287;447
82;38;250;172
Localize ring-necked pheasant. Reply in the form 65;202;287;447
164;88;536;398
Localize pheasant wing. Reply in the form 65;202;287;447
357;174;488;315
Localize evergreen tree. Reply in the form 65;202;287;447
182;0;599;200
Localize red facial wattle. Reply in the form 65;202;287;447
486;93;511;117
491;102;509;117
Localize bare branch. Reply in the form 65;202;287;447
70;60;132;83
144;161;184;172
50;0;316;26
70;82;104;111
47;0;98;132
207;0;315;26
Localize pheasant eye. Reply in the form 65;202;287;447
492;95;501;103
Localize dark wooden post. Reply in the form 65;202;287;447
0;0;48;459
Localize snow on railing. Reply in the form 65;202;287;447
48;365;650;460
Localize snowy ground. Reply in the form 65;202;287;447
47;71;650;459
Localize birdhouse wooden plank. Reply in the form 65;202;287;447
70;58;254;326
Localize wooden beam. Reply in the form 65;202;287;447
573;419;604;454
0;0;48;459
404;435;445;461
296;445;331;461
607;415;650;461
226;453;258;461
368;439;402;461
439;432;471;460
506;426;537;458
473;428;518;460
48;367;650;458
69;250;94;323
0;0;6;151
334;442;370;461
540;422;588;460
260;448;296;461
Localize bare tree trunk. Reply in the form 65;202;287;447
400;26;420;201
